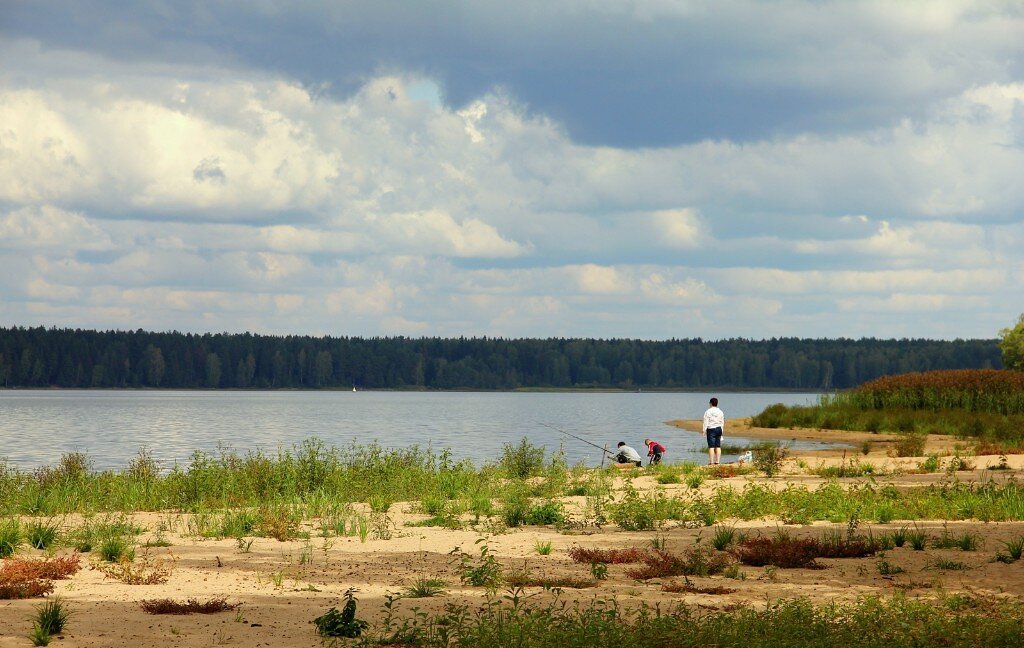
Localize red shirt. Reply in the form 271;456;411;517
647;441;665;455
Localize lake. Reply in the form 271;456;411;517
0;390;826;470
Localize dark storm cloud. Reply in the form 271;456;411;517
5;1;1022;147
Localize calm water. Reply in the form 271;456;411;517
0;390;826;470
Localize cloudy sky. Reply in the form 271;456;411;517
1;1;1022;340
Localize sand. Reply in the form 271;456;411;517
4;420;1024;646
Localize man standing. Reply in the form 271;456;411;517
702;397;724;465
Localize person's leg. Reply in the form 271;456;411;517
714;446;721;464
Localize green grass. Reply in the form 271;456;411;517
404;578;447;598
353;594;1024;647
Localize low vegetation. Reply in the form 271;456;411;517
140;597;240;614
334;594;1024;647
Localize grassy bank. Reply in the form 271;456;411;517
751;370;1024;450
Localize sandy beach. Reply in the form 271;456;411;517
4;421;1024;646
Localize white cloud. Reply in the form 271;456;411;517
0;205;110;250
0;41;1022;339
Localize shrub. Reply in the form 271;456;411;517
500;438;546;479
894;434;927;457
752;443;789;477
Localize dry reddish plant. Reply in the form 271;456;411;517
0;578;54;599
566;546;648;564
731;537;822;569
624;548;732;580
0;555;80;600
140;597;240;614
0;555;81;581
661;580;736;595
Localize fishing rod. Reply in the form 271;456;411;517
540;422;614;455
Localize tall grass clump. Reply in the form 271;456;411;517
0;518;22;557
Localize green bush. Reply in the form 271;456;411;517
500;438;546;479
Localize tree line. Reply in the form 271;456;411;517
0;326;1001;391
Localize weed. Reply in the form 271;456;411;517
928;558;968;571
891;526;909;548
649;535;667;551
405;578;447;598
661;578;736;595
909;526;928;551
752;443;789;477
685;472;704;489
590;562;608;580
534;540;553;555
96;549;175;585
140;598;240;614
451;539;503;593
313;588;368;638
919;455;941;473
1003;536;1024;561
235;537;254;553
876;555;905;576
722;564;745;580
28;623;51;646
711;525;737;551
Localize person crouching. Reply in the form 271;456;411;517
614;442;643;468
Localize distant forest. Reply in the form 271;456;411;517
0;326;1001;391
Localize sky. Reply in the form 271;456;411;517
1;1;1023;340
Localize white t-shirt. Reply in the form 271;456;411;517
617;445;642;462
702;406;725;432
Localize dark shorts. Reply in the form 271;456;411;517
706;427;723;449
650;452;662;464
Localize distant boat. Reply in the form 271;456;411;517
352;386;357;392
